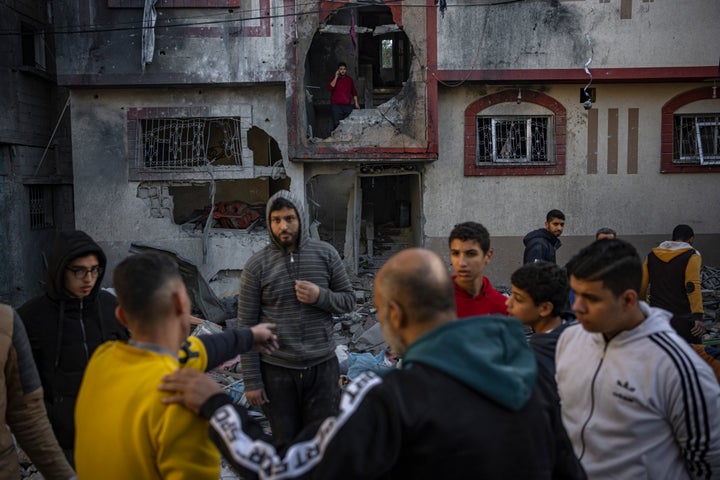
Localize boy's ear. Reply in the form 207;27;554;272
538;301;554;318
621;289;638;310
115;306;129;328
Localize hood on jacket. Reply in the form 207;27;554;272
403;316;537;411
523;228;561;248
46;230;107;302
585;302;674;348
265;190;310;252
651;241;699;263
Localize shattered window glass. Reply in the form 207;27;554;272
138;117;243;170
475;115;551;164
673;114;720;165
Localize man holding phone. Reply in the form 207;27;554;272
328;61;360;130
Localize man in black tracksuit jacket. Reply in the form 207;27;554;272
160;248;586;480
17;230;129;464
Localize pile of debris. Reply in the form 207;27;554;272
182;201;265;232
701;265;720;343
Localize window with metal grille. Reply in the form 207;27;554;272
28;185;54;230
476;116;551;164
673;114;720;165
137;117;243;170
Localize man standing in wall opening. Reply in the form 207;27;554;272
328;62;360;130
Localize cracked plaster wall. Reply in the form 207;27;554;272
54;0;288;84
437;1;720;70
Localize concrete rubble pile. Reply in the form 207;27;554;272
701;265;720;342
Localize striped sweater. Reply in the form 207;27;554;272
238;190;355;391
556;303;720;479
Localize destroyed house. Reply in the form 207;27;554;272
2;0;719;306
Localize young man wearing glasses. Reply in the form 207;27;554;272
17;230;129;466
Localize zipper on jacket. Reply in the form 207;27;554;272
578;341;608;461
80;299;89;362
287;252;305;341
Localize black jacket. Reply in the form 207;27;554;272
17;231;129;450
200;317;585;479
523;228;562;264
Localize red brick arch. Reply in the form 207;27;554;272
464;90;566;176
660;86;720;173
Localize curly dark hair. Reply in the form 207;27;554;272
511;262;569;317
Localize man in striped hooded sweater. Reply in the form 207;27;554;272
238;190;356;448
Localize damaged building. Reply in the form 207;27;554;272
1;0;719;307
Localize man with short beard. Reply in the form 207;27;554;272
237;190;355;449
160;248;583;479
523;209;565;264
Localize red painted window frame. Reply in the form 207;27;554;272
660;86;720;173
464;90;566;176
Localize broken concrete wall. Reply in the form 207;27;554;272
437;0;720;70
306;167;356;256
291;2;429;153
69;85;295;293
423;83;720;288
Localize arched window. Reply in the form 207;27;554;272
661;87;720;173
464;90;566;176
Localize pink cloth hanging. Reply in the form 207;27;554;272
350;11;357;57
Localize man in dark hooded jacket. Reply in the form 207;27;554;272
523;209;565;264
17;230;129;465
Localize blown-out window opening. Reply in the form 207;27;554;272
138;117;244;170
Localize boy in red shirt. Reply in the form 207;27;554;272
449;222;508;317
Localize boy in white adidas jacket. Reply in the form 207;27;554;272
556;239;720;479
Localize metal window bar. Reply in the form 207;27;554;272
674;115;720;164
29;185;54;230
696;119;720;165
476;116;549;164
138;117;243;170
